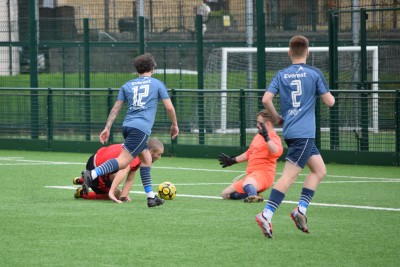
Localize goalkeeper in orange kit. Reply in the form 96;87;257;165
218;110;283;203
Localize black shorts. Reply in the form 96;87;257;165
85;153;112;194
91;175;112;194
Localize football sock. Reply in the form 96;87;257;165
243;184;257;196
82;192;109;200
74;177;83;185
229;192;247;200
262;189;285;221
92;158;119;179
140;166;155;198
298;187;315;215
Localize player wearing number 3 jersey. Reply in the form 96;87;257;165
255;35;335;238
80;53;179;207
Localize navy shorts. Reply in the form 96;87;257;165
122;127;148;158
284;138;320;168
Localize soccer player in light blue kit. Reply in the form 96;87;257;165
81;53;179;207
256;35;335;238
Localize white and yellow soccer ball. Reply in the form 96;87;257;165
158;182;177;200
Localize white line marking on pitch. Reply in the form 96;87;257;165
45;185;400;212
1;158;399;181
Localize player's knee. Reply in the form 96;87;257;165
313;168;327;180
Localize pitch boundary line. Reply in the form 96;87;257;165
1;158;399;181
45;185;400;212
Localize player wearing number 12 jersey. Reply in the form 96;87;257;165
80;53;179;207
255;35;335;238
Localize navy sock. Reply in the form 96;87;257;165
298;187;315;214
229;192;247;200
140;166;153;193
243;184;257;196
95;158;118;177
265;189;285;213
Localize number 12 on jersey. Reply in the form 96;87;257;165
132;84;149;107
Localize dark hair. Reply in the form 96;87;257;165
289;35;309;58
133;53;157;74
257;110;275;123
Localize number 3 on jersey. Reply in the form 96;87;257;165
291;80;302;108
132;84;149;107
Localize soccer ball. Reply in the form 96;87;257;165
158;182;176;200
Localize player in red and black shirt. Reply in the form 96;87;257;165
73;138;164;206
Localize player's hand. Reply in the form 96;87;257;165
99;128;110;144
259;122;271;142
119;196;131;202
276;116;284;126
109;191;122;204
170;124;179;140
218;153;237;168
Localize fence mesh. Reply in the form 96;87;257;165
0;88;397;154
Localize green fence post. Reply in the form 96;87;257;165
396;90;400;166
62;46;66;88
315;97;321;148
256;0;266;109
170;88;177;153
360;8;369;151
239;89;246;149
329;10;339;150
47;88;53;150
107;88;114;143
139;16;145;54
29;0;39;139
196;14;205;145
83;19;91;141
84;19;90;88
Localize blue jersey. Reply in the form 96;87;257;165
117;76;170;135
267;64;330;138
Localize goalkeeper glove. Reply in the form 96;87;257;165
218;153;237;168
259;122;271;142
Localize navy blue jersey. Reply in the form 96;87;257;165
267;64;330;138
117;76;170;135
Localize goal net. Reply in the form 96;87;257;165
204;46;379;133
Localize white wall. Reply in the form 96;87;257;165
0;0;19;76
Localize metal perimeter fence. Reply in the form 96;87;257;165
0;88;399;166
0;1;399;165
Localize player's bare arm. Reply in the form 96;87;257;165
100;100;124;143
163;98;179;139
262;92;283;125
237;152;249;163
108;165;130;203
321;92;335;107
119;167;134;201
105;100;124;129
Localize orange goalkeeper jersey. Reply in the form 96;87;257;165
245;131;283;174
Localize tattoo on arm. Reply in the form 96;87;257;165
105;101;123;129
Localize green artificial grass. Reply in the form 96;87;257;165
0;150;399;266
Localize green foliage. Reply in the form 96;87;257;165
0;150;399;266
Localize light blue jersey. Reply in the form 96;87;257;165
117;76;170;135
267;64;330;138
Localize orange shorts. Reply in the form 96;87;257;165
232;170;274;194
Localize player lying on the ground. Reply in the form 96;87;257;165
218;110;283;203
73;138;164;207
